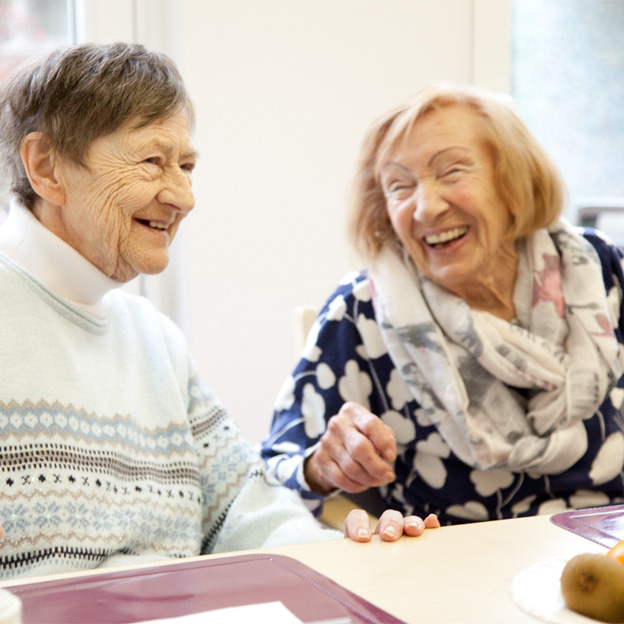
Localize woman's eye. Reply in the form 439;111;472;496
440;162;472;179
143;157;159;166
181;162;195;173
383;182;413;196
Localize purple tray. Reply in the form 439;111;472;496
4;553;404;624
550;504;624;549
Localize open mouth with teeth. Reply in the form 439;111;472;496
137;219;169;231
424;226;468;249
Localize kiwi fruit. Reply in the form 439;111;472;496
560;552;624;623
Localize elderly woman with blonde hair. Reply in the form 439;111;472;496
262;84;624;538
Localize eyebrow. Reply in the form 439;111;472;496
379;162;413;176
380;146;474;174
139;137;199;161
428;146;473;166
182;147;199;161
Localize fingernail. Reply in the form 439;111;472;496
384;470;395;482
406;518;423;531
383;526;397;539
383;450;396;461
357;528;371;540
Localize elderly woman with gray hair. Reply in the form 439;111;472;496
262;84;624;538
0;42;414;579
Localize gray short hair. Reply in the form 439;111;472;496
0;42;194;209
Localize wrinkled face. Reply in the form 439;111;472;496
53;110;196;282
380;104;513;294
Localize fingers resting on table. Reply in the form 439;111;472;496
344;509;440;543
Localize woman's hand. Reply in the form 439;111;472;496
345;509;440;542
304;402;397;495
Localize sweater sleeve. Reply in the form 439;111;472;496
260;272;381;513
211;465;343;553
186;373;341;553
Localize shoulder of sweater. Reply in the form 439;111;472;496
109;288;187;342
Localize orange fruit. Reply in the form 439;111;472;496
606;540;624;564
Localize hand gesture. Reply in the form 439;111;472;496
304;401;397;495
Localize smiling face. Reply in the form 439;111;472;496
380;104;517;301
40;110;196;282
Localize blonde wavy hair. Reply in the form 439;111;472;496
348;83;565;261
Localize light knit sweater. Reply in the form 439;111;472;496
0;202;340;579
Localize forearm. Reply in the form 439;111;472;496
210;464;341;554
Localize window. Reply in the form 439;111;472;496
0;0;72;82
511;0;624;234
0;0;72;216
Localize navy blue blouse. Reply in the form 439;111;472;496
261;230;624;524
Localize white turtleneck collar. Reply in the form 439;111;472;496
0;199;124;318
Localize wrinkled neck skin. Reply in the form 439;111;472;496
437;239;518;321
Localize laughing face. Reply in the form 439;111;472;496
380;104;517;306
43;110;196;282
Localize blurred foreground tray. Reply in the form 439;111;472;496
6;552;404;623
551;503;624;548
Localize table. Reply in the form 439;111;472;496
0;514;608;624
253;514;606;623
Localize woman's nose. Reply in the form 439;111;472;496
158;167;195;214
412;181;447;223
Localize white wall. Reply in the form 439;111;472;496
72;0;509;444
179;0;510;443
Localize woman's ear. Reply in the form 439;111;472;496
19;132;66;206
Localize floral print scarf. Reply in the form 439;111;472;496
369;219;624;473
